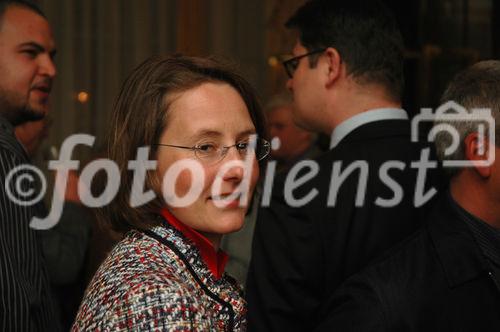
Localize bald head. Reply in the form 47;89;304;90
267;98;315;163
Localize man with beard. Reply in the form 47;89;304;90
0;1;59;330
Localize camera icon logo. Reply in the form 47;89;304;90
411;100;495;167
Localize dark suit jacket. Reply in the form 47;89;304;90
246;119;442;332
318;194;500;331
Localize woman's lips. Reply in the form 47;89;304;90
209;193;245;208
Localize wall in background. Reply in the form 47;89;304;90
37;0;267;159
36;0;496;160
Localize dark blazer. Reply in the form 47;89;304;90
246;119;442;331
318;194;500;331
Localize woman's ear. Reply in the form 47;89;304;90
463;132;492;178
324;47;342;87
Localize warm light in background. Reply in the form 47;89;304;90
268;56;279;68
77;91;89;104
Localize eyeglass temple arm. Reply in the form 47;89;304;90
154;143;195;150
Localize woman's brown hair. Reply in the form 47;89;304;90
101;55;265;232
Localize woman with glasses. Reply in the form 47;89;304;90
72;55;269;331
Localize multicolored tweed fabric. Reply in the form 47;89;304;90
72;222;246;331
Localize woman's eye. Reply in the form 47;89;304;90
196;144;217;153
236;142;249;150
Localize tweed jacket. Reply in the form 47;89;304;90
72;222;246;331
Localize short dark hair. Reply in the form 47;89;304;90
435;60;500;177
286;0;404;102
0;0;45;25
103;55;266;233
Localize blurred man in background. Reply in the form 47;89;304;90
266;93;321;172
222;93;322;287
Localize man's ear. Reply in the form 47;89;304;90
324;47;342;87
464;132;491;178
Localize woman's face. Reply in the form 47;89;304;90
156;82;259;246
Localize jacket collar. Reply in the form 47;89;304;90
334;118;410;148
427;193;491;288
159;208;228;280
330;108;408;149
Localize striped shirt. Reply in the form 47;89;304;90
0;115;60;331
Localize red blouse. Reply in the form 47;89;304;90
160;208;229;279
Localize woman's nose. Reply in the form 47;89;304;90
221;147;245;181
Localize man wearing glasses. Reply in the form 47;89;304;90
246;1;440;331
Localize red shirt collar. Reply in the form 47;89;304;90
160;208;228;279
